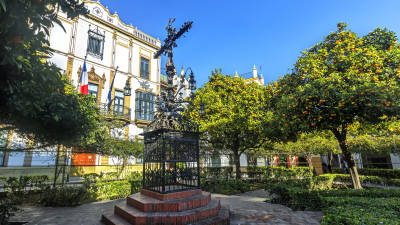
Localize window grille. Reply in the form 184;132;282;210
87;26;105;60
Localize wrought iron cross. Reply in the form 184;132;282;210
154;19;193;104
146;19;196;131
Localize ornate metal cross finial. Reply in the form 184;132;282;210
154;19;193;99
147;19;196;132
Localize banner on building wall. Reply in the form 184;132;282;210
71;147;95;166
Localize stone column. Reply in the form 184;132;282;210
2;130;14;167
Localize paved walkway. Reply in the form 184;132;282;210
10;190;323;225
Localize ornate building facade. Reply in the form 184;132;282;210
0;1;169;176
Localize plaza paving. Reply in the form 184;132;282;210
11;190;323;225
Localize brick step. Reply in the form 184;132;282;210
194;205;230;225
141;188;202;201
114;199;221;225
127;191;211;212
102;211;131;225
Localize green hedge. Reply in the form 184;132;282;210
260;166;314;181
332;168;400;179
201;166;314;181
319;188;400;198
265;183;400;225
321;197;400;225
201;167;234;179
266;184;320;210
39;186;88;207
201;179;262;195
0;175;49;192
87;180;141;200
311;173;394;190
390;179;400;186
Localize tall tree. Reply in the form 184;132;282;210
0;0;97;147
275;23;400;189
187;70;274;179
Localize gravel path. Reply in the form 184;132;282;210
10;190;323;225
215;189;323;225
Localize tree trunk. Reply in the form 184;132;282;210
247;152;257;166
233;150;241;179
306;154;313;168
53;145;61;188
331;127;362;189
327;151;333;173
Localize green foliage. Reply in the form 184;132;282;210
39;186;88;207
347;134;400;154
0;0;99;147
272;132;340;155
266;184;321;210
201;179;261;195
1;175;49;193
318;188;400;198
275;23;400;189
276;24;400;135
332;167;400;179
88;180;133;200
84;172;142;200
311;173;396;190
0;193;19;225
260;166;314;181
77;118;144;158
266;180;400;224
187;71;275;178
201;167;234;180
321;198;400;225
391;179;400;186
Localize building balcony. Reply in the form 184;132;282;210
99;103;131;121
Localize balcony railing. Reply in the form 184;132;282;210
99;103;131;120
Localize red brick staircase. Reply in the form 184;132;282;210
102;189;230;225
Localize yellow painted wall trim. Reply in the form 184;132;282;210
66;56;74;81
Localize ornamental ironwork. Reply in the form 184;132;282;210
87;25;105;60
142;19;200;194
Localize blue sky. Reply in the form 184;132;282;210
99;0;400;86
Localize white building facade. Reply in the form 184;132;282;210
50;1;163;167
1;1;164;172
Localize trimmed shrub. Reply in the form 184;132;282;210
319;188;400;198
266;184;321;210
201;179;260;195
266;183;400;211
312;173;396;190
0;193;20;225
39;186;88;206
88;180;132;200
389;178;400;186
321;200;400;225
201;167;234;180
332;167;400;179
261;166;314;181
1;175;50;193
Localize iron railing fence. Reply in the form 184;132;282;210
99;103;131;119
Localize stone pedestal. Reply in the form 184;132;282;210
102;189;230;225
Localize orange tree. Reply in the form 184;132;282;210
275;23;400;189
187;70;275;179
